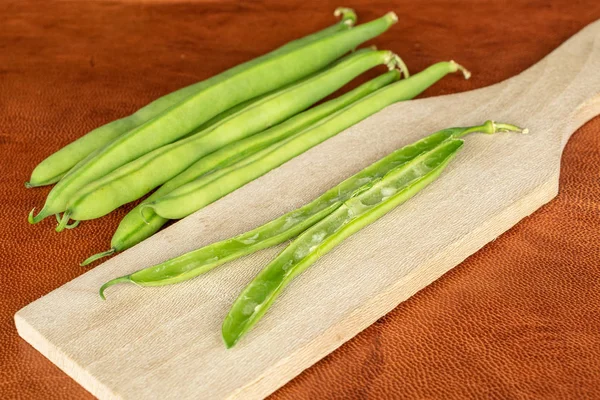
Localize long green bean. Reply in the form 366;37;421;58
29;11;397;223
25;8;358;188
57;49;400;229
83;69;402;266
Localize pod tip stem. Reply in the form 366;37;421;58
54;213;80;229
25;182;33;189
138;204;155;225
390;54;410;78
66;220;80;229
491;121;529;134
55;212;73;232
28;207;49;224
81;248;116;267
99;275;131;300
334;7;357;26
455;120;529;138
450;60;471;80
387;11;398;23
28;208;36;224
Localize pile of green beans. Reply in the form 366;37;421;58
29;10;398;224
26;6;502;313
56;48;401;229
99;121;527;348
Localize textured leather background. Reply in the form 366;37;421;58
1;0;599;398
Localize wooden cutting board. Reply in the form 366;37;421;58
15;18;600;400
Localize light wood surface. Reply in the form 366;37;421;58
15;18;600;400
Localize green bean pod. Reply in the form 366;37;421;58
145;60;470;221
25;7;358;188
57;49;399;229
98;127;458;293
82;69;402;266
221;120;527;347
29;12;397;223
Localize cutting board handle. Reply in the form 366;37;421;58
506;18;600;147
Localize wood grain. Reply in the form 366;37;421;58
13;12;600;400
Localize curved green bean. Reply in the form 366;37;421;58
145;60;470;221
57;49;399;229
82;69;401;266
98;127;458;295
222;120;527;347
25;7;358;188
29;11;397;223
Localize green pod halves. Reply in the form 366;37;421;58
29;11;397;222
222;139;464;347
25;7;358;188
221;120;527;347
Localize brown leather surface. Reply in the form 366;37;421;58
1;0;599;398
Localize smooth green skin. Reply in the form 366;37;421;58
221;120;526;347
82;69;400;266
72;62;372;246
147;61;466;220
222;139;464;347
25;7;357;188
98;126;458;296
30;12;396;222
62;49;396;224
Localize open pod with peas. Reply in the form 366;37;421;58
99;120;528;347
